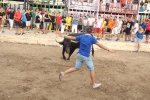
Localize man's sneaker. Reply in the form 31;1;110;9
59;72;64;81
93;83;101;89
136;50;139;53
15;33;19;35
116;39;119;41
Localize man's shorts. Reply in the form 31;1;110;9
126;29;131;35
145;30;150;35
35;23;40;28
117;28;122;34
136;38;142;44
107;28;111;33
44;22;50;27
26;21;31;26
93;28;100;33
75;53;94;70
99;28;104;34
15;21;21;28
121;4;126;7
20;22;26;28
56;24;61;29
111;27;118;34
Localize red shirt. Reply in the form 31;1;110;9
6;9;9;13
56;16;62;24
121;0;126;4
14;11;22;22
146;22;150;30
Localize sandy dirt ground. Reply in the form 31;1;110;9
0;42;150;100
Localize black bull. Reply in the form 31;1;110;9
56;33;94;60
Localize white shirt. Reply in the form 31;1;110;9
118;20;123;29
133;23;139;34
88;18;95;26
82;19;88;26
97;18;103;28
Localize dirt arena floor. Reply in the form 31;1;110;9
0;42;150;100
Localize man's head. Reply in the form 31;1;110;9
86;27;92;34
98;15;101;19
17;8;20;12
119;17;122;21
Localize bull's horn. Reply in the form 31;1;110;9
55;37;64;43
71;40;79;43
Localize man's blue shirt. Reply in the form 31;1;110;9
22;12;26;22
76;34;97;57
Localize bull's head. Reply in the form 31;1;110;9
64;39;71;54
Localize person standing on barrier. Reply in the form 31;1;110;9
14;8;22;35
8;8;15;31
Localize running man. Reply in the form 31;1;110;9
58;28;115;89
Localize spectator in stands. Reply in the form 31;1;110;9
8;8;15;31
35;12;42;35
82;16;88;33
43;11;51;34
55;12;62;36
26;10;32;33
143;19;150;44
136;24;144;52
105;0;110;11
65;14;72;34
120;0;126;11
126;0;132;11
20;9;26;35
14;8;22;35
72;13;79;33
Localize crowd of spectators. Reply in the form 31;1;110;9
139;0;150;12
0;7;150;52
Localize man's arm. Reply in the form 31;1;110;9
96;42;115;53
58;32;76;40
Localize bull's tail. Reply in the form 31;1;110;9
92;45;94;57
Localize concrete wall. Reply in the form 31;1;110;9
0;35;150;52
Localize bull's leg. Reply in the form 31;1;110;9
62;47;67;60
67;48;76;60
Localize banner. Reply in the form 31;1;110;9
68;0;100;11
